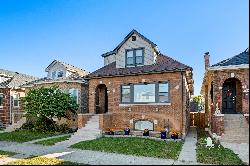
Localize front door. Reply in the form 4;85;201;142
222;79;237;114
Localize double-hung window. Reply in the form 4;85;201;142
13;93;19;107
69;88;78;104
121;86;131;103
52;71;57;79
0;94;3;108
126;48;144;66
121;82;169;103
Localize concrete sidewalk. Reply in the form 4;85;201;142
177;127;198;163
0;139;206;165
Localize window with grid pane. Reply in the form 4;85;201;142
126;50;134;66
135;49;143;65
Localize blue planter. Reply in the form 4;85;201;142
171;134;178;140
143;131;149;136
124;130;130;135
161;131;167;139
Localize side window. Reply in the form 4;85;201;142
13;93;20;107
121;85;131;103
69;88;78;104
159;83;169;102
126;50;134;66
0;94;3;107
135;49;143;65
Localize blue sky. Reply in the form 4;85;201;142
0;0;249;95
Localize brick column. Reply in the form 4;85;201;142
212;114;224;136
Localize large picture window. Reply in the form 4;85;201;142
134;84;155;103
121;82;169;104
126;48;144;66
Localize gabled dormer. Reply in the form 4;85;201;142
102;29;160;68
45;60;89;79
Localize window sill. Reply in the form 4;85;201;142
119;103;171;107
0;106;3;109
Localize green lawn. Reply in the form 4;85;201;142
35;135;71;146
6;156;85;165
0;150;17;158
196;129;244;165
0;130;63;143
71;137;183;160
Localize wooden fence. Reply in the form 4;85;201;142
190;112;205;129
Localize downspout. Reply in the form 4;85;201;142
181;71;184;139
9;88;12;124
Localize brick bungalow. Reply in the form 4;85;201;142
86;30;194;138
200;48;249;142
22;60;90;128
0;69;38;127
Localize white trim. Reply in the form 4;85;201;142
244;114;249;117
119;103;171;107
213;114;224;117
208;64;249;71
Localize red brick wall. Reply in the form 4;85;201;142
88;72;190;137
78;114;93;128
0;88;11;127
211;115;224;136
212;69;249;114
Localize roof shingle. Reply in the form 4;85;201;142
88;54;192;78
211;48;249;67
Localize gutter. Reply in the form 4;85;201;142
9;88;12;124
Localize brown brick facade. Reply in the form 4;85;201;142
0;88;11;127
88;72;191;138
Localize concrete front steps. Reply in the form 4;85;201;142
1;117;26;133
54;115;101;147
220;114;249;143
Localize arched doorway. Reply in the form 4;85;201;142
95;84;108;114
222;78;242;114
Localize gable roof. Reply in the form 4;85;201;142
88;54;192;78
45;60;90;77
101;29;158;57
0;69;38;88
211;48;249;67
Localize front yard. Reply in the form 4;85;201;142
34;135;71;146
0;130;63;143
196;129;244;165
71;136;183;160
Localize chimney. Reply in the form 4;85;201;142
204;52;210;70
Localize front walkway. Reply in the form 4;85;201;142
177;127;198;164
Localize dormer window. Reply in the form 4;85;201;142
51;71;63;79
126;48;144;67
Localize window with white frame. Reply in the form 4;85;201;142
0;94;3;107
159;83;169;102
121;86;131;103
13;93;19;107
69;88;78;104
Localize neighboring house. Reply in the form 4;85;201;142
0;69;38;127
22;60;90;128
86;30;194;138
200;48;249;142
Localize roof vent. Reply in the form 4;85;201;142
132;36;136;41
